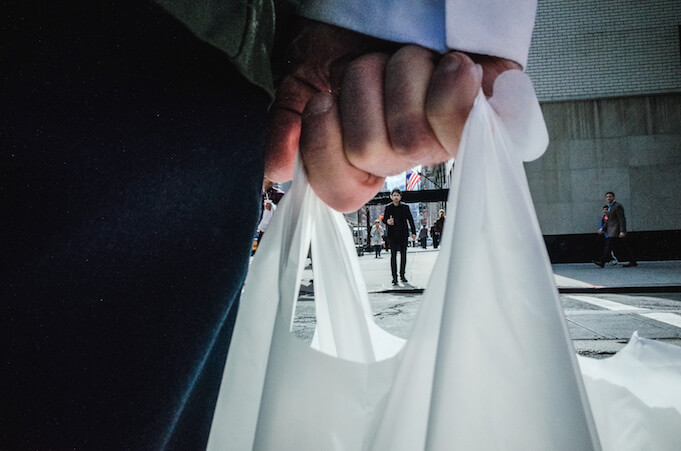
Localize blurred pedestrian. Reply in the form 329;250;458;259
370;219;385;258
432;209;446;249
383;188;416;285
594;192;637;268
597;205;618;265
262;178;285;207
418;224;428;249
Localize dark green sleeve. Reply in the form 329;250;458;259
156;0;301;97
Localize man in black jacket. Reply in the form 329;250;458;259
383;189;417;285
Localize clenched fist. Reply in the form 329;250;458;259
267;21;520;212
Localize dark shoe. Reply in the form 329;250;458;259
623;262;638;267
400;277;408;283
392;279;398;285
592;260;605;268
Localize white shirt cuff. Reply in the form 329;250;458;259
300;0;535;68
446;0;536;68
300;0;447;53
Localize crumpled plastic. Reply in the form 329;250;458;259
578;332;681;451
207;70;680;450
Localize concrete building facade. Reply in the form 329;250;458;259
524;0;681;261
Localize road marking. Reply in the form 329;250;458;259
568;295;645;312
640;312;681;329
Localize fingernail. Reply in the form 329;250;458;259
474;63;483;78
444;53;462;72
306;92;334;115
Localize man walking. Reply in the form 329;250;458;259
418;224;429;249
383;189;417;285
432;209;446;249
597;205;618;265
594;191;637;268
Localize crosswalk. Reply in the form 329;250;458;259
565;294;681;332
638;312;681;329
569;295;643;312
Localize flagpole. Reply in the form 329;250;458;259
417;171;444;190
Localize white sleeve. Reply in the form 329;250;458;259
445;0;536;68
299;0;447;53
299;0;536;68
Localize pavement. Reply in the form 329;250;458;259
553;260;681;292
300;247;681;294
293;248;681;356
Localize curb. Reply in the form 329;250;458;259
371;286;681;295
558;286;681;294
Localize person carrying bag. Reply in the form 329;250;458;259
207;71;681;451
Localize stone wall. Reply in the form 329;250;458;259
527;0;681;102
526;93;681;236
522;0;681;242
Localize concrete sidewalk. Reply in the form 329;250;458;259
341;249;681;293
298;247;439;295
298;247;681;295
553;260;681;291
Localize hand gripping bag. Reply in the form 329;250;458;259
207;71;602;450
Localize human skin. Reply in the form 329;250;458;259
266;20;520;212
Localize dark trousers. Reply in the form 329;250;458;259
433;233;441;249
2;3;268;449
601;236;636;264
374;244;382;257
390;240;408;280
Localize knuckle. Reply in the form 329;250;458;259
391;45;437;68
344;53;389;82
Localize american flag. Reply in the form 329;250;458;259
406;171;421;191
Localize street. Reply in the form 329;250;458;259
293;249;681;357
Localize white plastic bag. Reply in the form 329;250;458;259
207;153;405;450
578;332;681;451
369;71;600;450
208;71;602;450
